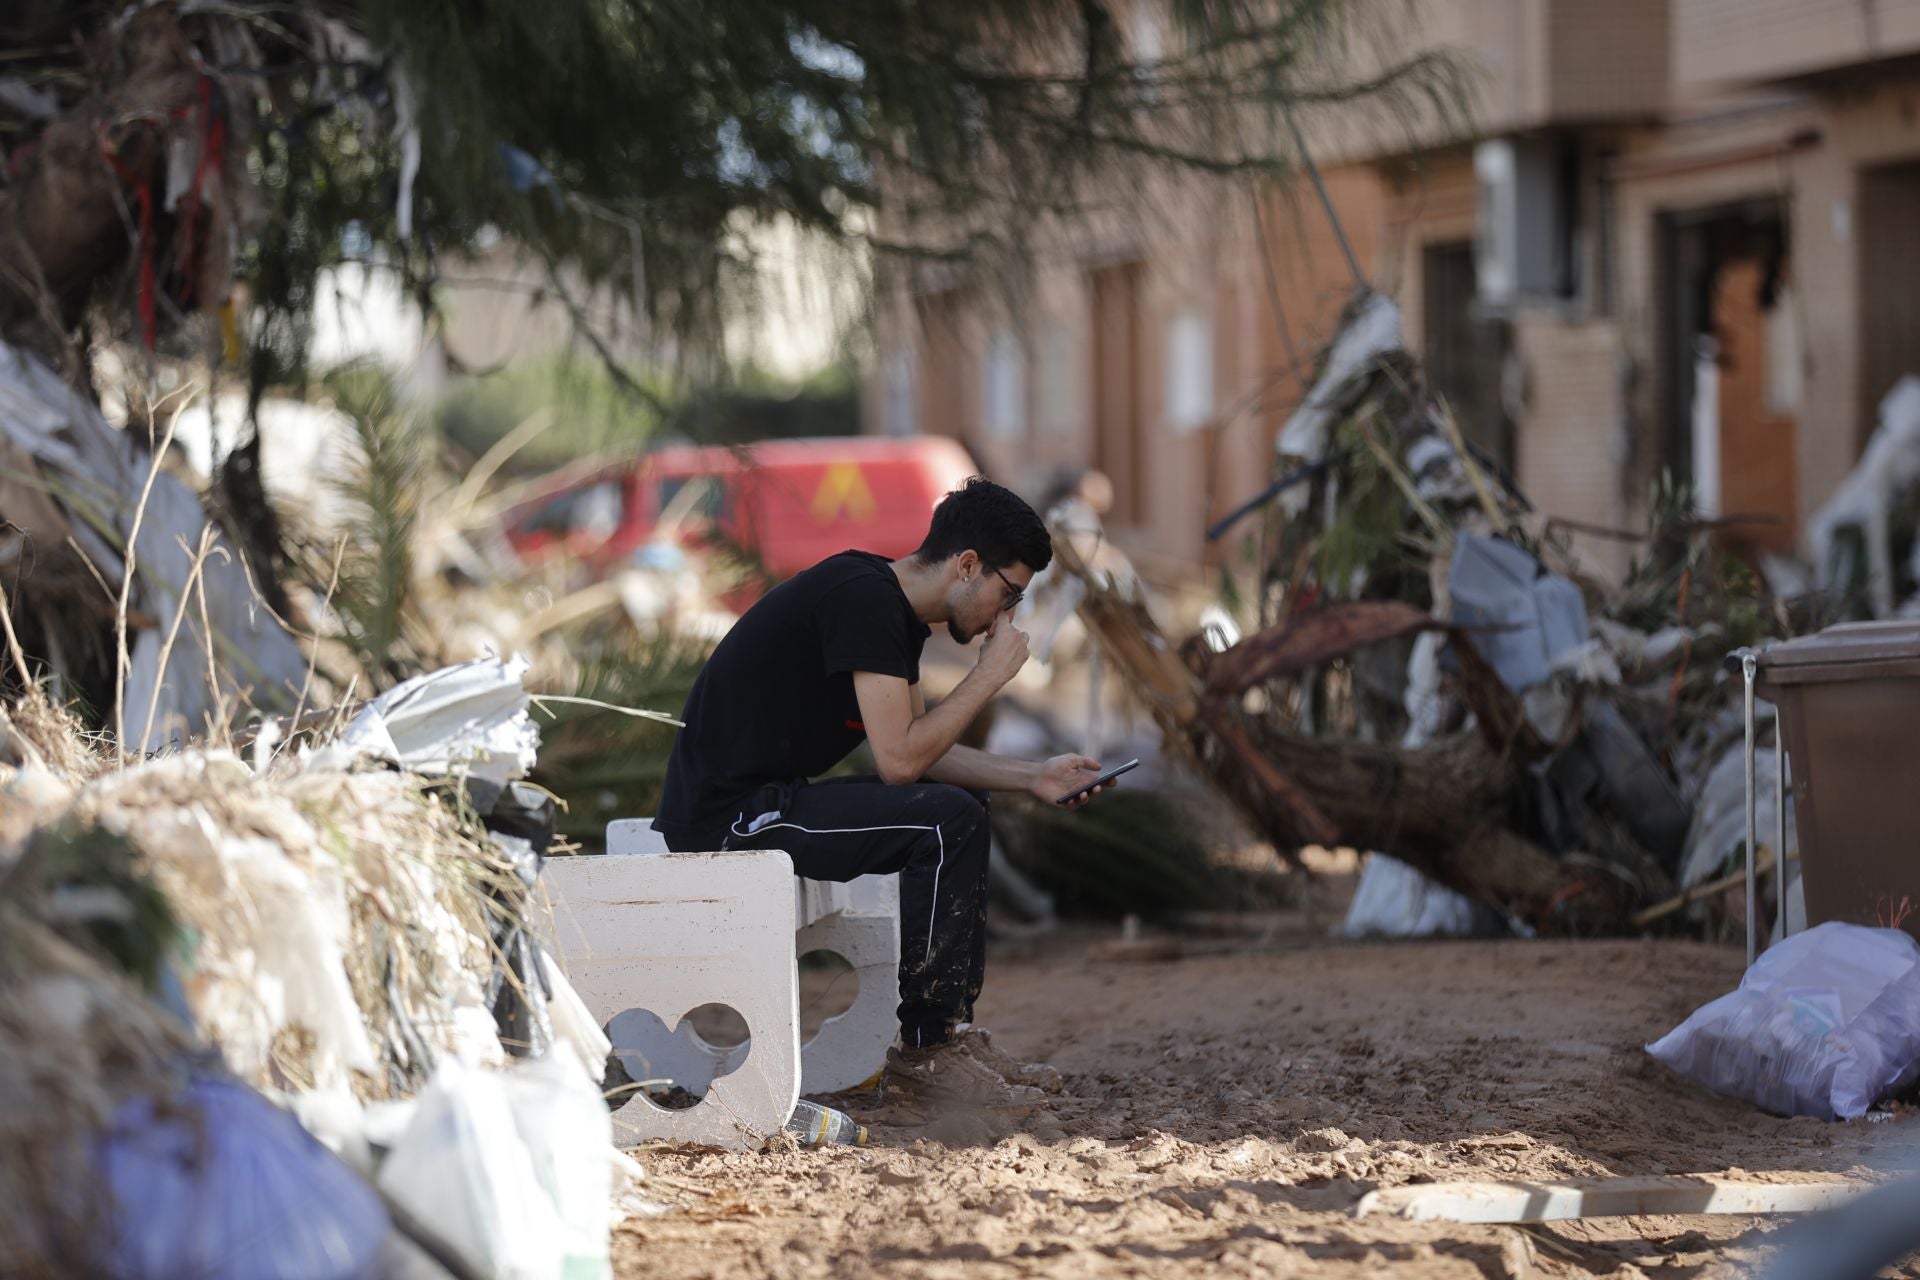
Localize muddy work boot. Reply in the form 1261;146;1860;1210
882;1037;1049;1111
948;1025;1066;1095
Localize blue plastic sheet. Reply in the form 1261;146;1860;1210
90;1074;388;1280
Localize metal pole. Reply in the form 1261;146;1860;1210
1085;643;1104;761
1775;734;1789;943
1742;652;1759;967
1282;105;1368;293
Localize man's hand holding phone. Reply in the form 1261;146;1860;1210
1033;756;1140;808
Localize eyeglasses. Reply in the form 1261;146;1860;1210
989;565;1024;610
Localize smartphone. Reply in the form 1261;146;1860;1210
1056;758;1140;805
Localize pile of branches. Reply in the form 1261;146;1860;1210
1064;291;1790;934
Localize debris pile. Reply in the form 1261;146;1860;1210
1058;290;1798;936
1807;376;1920;619
0;655;636;1279
0;339;306;752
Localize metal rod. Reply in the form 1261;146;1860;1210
1775;733;1788;943
1282;105;1367;293
1742;652;1759;967
1085;643;1103;761
1204;453;1345;543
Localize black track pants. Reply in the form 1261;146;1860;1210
670;775;992;1049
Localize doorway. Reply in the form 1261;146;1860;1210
1658;200;1797;553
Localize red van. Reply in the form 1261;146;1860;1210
502;435;980;585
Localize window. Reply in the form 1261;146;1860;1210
1424;241;1514;470
657;475;727;524
982;326;1025;439
1036;323;1079;434
522;480;625;542
1475;134;1583;310
1165;308;1214;434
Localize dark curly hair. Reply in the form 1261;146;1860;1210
913;476;1052;573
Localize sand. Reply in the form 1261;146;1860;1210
613;928;1917;1278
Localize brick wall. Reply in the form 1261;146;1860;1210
1513;318;1632;579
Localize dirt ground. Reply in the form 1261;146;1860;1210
612;920;1919;1279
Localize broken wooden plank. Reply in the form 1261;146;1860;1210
1633;848;1777;928
1355;1176;1872;1224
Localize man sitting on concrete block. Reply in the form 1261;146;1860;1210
654;477;1112;1107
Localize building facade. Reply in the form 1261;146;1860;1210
870;0;1920;580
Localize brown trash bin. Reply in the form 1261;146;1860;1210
1756;620;1920;942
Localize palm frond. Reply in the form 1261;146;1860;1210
530;628;711;843
326;365;426;680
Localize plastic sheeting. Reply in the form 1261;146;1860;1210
1809;376;1920;618
1275;293;1403;516
1339;854;1504;939
1448;533;1589;693
91;1074;388;1280
1679;739;1796;889
379;1044;612;1280
319;655;540;785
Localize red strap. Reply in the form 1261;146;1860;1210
96;123;158;349
176;76;224;308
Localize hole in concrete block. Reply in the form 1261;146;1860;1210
683;1001;750;1049
603;1002;751;1110
799;949;859;1043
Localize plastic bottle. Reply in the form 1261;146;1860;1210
785;1099;868;1146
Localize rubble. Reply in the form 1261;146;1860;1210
1057;526;1619;929
1808;376;1920;618
1060;288;1800;936
0;652;630;1276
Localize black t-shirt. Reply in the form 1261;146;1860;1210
654;551;931;840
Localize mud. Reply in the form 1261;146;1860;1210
615;931;1916;1278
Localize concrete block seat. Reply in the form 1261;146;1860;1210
539;819;901;1148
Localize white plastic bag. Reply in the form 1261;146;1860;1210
377;1045;612;1280
1646;922;1920;1120
503;1044;613;1280
377;1057;561;1280
1339;854;1496;939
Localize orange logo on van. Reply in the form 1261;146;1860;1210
810;460;878;523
